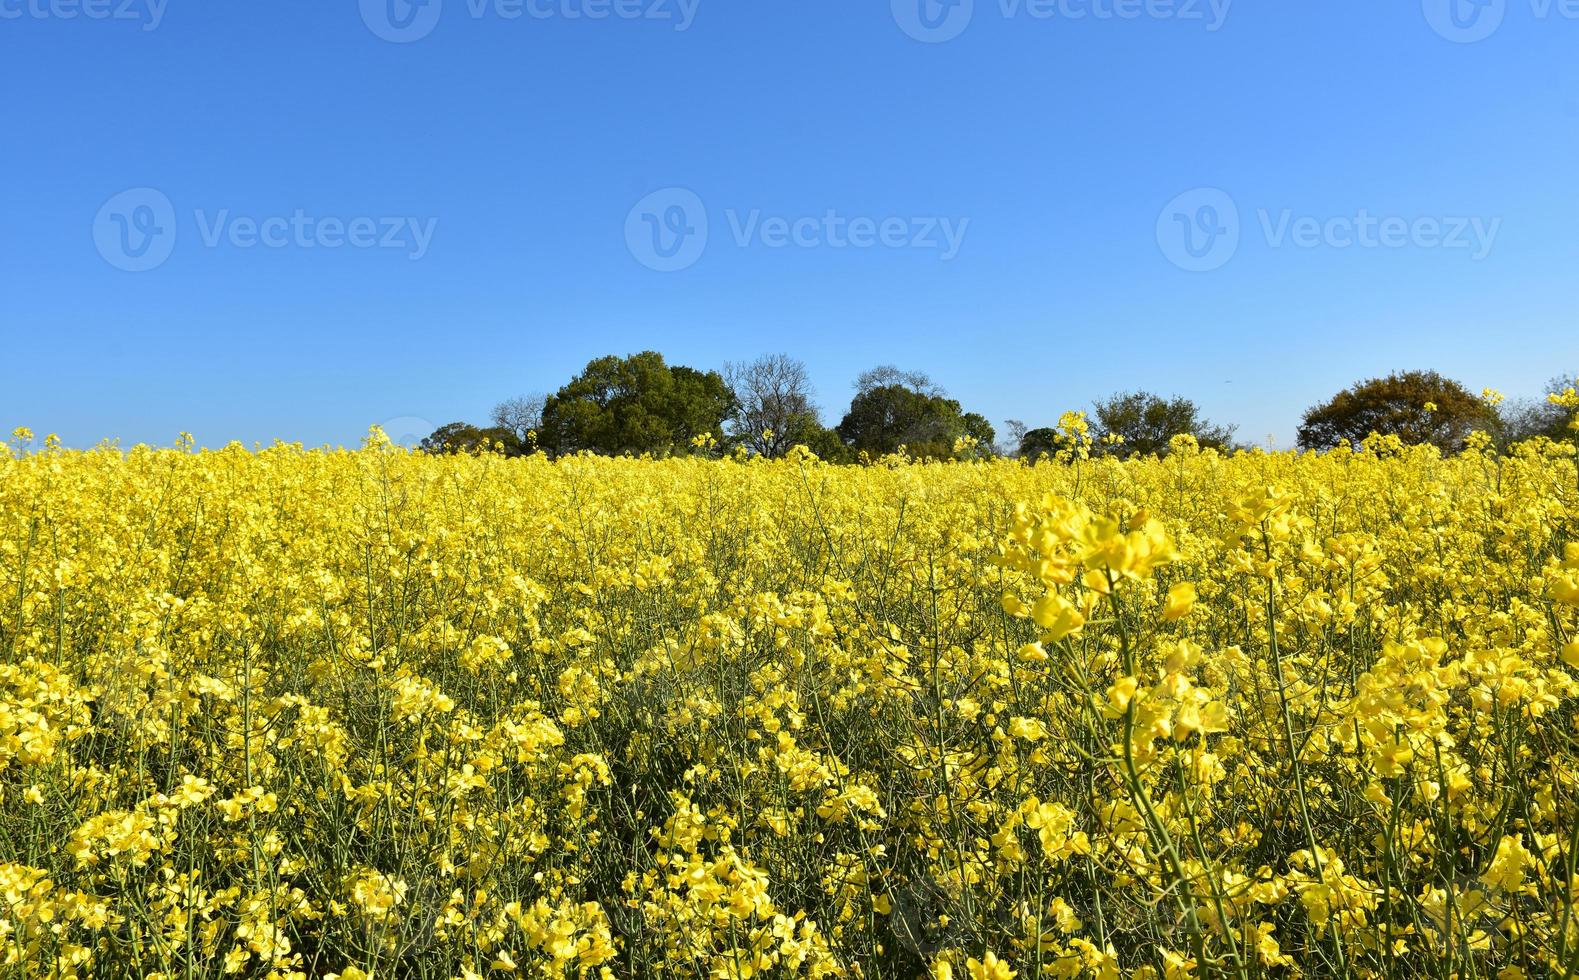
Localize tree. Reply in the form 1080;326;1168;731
1296;370;1492;452
798;423;854;464
961;412;997;452
836;369;992;459
1091;391;1236;457
1498;373;1578;444
999;420;1029;458
668;366;737;449
854;365;945;399
491;394;546;445
419;422;520;456
838;385;948;457
538;352;735;457
724;354;822;458
1017;427;1061;460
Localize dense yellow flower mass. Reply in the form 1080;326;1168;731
2;428;1578;978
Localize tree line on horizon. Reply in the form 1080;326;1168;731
417;353;1578;461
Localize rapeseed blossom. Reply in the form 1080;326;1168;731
0;432;1576;977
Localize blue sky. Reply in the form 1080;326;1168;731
2;0;1576;449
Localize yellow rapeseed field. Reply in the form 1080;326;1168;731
3;421;1579;979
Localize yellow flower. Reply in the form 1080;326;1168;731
348;868;408;923
1015;642;1048;663
1007;716;1047;741
966;952;1015;980
171;774;215;807
490;951;518;972
1162;582;1197;621
1103;676;1140;716
1031;593;1085;641
1482;835;1532;892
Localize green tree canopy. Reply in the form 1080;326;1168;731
1017;427;1061;460
538;352;735;456
1092;391;1236;457
1296;370;1492;452
836;382;994;459
419;422;521;456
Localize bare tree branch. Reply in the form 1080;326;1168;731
491;394;546;444
724;354;821;458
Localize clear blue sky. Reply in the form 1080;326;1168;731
3;0;1576;449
